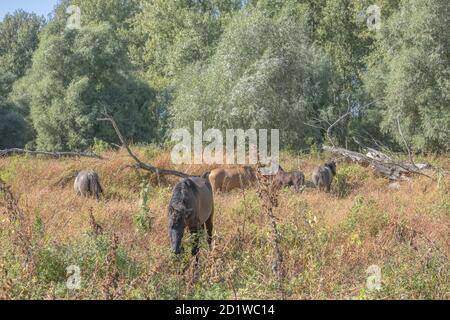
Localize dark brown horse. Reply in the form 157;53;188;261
312;161;336;192
168;175;214;255
273;165;305;192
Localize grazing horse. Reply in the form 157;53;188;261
208;166;256;192
311;161;336;192
273;165;305;192
74;170;103;200
168;176;214;255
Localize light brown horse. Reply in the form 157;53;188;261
208;166;256;192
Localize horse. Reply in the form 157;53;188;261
311;161;336;192
74;170;103;200
168;175;214;255
208;166;256;192
273;165;305;192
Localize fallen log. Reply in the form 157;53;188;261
0;148;102;159
323;145;432;180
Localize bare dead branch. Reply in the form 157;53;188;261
0;148;102;159
323;145;434;181
97;114;190;179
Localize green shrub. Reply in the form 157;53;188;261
343;197;389;239
34;245;67;283
332;164;366;198
143;143;162;160
134;182;153;234
333;170;352;198
92;138;110;154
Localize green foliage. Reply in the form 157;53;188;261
34;245;67;283
33;212;45;238
333;170;352;198
142;143;163;160
171;8;333;149
365;0;450;152
131;0;241;88
92;138;110;154
332;164;366;198
14;22;157;151
0;106;33;148
0;10;44;77
0;72;33;149
0;156;25;183
134;182;153;234
345;197;389;239
32;234;139;289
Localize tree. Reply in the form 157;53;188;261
14;22;156;151
131;0;241;88
365;0;450;152
0;72;33;148
170;8;333;149
0;10;45;78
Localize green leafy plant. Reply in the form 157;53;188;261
134;182;153;234
92;138;110;154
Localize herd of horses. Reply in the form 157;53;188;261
73;161;337;256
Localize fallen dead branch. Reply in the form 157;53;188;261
323;145;433;180
0;148;102;159
98;113;190;179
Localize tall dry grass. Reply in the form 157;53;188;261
0;147;448;299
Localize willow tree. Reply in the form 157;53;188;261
365;0;450;152
170;8;333;150
14;22;156;151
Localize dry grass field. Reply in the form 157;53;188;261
0;147;449;299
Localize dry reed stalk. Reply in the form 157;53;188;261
0;179;34;277
102;233;120;299
0;264;13;299
89;207;103;237
255;164;285;299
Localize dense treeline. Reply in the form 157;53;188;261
0;0;448;152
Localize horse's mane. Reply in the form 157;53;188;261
170;178;197;209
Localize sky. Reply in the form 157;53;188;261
0;0;59;21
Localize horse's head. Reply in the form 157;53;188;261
243;166;256;180
168;199;193;255
325;161;337;176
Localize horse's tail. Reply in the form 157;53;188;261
88;171;102;200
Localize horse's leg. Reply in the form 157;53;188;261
190;228;200;256
205;218;213;249
205;204;214;249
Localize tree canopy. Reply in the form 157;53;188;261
0;0;448;153
14;23;155;151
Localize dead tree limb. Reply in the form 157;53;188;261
0;148;102;159
323;145;433;180
97;114;190;179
